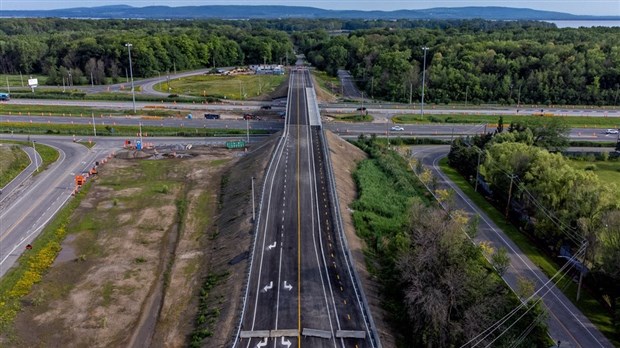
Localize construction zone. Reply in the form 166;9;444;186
6;135;279;347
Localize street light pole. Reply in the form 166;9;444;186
125;43;137;114
421;46;429;116
92;112;97;137
251;177;256;222
32;141;39;172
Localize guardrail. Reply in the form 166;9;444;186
319;128;381;348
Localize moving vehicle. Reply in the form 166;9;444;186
260;105;272;110
204;113;220;119
391;125;405;131
605;128;619;134
0;93;10;101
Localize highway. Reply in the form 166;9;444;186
2;113;618;144
235;68;373;347
411;146;614;348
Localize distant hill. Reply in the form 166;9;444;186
2;5;619;21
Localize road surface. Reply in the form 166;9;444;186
235;68;373;348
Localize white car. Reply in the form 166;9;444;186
605;129;619;134
391;126;405;131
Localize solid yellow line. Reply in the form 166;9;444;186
296;71;302;347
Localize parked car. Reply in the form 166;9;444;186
204;113;220;119
391;126;405;131
605;128;619;134
260;105;272;110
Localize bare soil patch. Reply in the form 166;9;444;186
311;74;338;103
325;131;396;347
9;137;277;347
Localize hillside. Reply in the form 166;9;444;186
2;5;619;20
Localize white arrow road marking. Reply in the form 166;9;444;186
281;337;291;348
283;281;293;291
262;281;273;293
268;242;277;250
256;337;268;348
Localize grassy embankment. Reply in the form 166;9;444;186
327;113;373;122
156;74;287;100
0;145;30;187
0;104;182;117
311;70;341;97
438;157;619;346
569;159;620;185
351;140;551;346
0;182;92;333
0;122;272;137
394;114;620;129
0;140;59;175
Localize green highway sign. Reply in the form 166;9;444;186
226;140;246;149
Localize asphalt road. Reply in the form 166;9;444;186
236;69;371;348
411;145;614;348
3;113;618;144
0;137;110;278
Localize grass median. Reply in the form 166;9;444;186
438;157;618;345
0;121;272;138
394;113;620;129
0;140;59;175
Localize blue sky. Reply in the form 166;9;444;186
0;0;619;16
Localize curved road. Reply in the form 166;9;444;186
411;145;613;348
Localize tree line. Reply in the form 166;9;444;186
296;21;620;106
448;118;620;337
0;19;294;85
351;136;549;346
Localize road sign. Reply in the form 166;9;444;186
226;140;246;149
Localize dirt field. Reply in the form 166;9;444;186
325;131;396;347
9;137;277;347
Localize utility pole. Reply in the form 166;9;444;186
386;118;390;148
465;85;469;106
421;46;429;116
20;71;24;87
139;122;143;145
505;174;516;219
91;70;94;87
6;77;10;94
409;81;413;105
251;177;256;222
576;241;587;302
474;150;481;193
92;112;97;137
246;118;250;143
125;43;136;114
371;76;374;100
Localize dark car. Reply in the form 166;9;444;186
204;113;220;119
356;106;367;111
260;105;272;110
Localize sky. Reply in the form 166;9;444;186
0;0;619;16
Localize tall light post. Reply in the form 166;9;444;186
420;46;429;116
125;43;137;114
251;177;256;222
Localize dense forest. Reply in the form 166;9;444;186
295;22;620;105
0;19;294;85
4;18;620;105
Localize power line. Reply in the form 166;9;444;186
463;244;586;347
